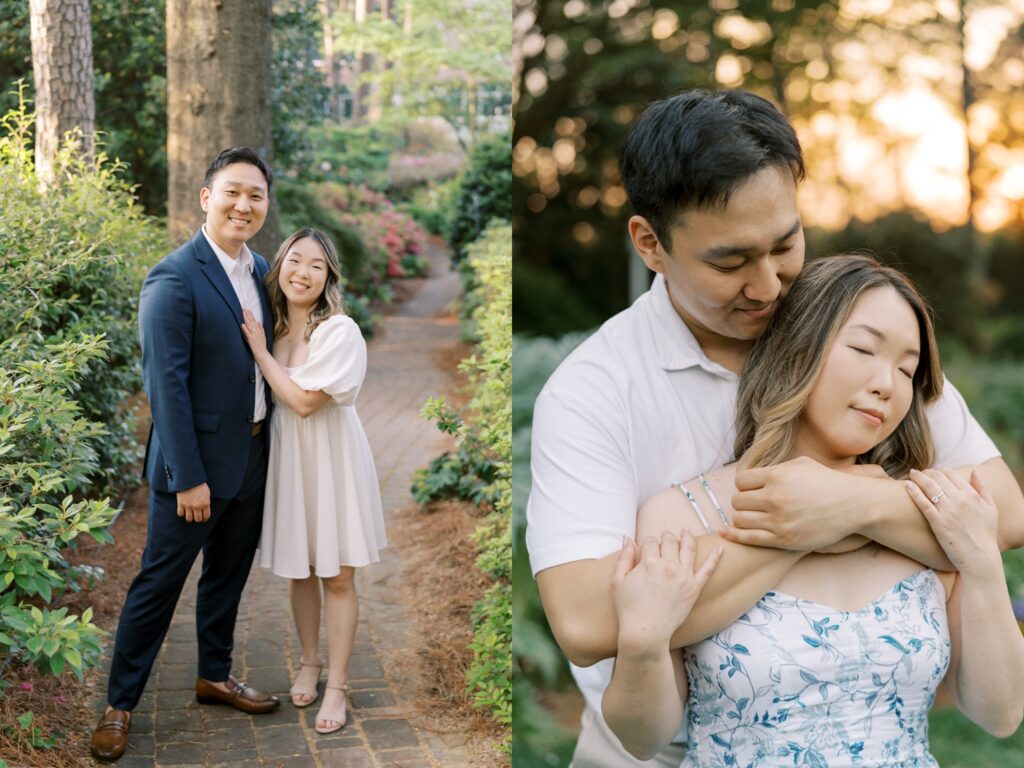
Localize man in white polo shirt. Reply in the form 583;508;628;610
526;89;1024;768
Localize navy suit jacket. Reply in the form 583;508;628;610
139;229;274;499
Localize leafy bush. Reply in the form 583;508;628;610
0;92;165;490
415;224;511;744
402;175;462;236
449;132;511;266
0;99;157;708
304;122;401;190
0;336;117;681
411;441;500;507
318;182;430;279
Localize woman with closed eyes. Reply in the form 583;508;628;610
603;254;1024;766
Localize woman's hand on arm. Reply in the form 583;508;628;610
240;310;330;418
906;468;1024;738
602;532;720;760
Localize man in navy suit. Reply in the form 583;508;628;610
92;147;280;763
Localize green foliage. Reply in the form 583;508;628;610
402;175;462;236
943;357;1024;472
449;132;511;265
411;441;500;507
1;710;57;752
416;224;511;745
304;122;403;190
0;99;154;694
328;0;511;144
272;0;329;174
0;338;117;682
0;92;165;489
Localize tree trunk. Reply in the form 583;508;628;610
29;0;95;186
352;0;370;123
166;0;279;257
319;0;339;120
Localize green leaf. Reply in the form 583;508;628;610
16;711;33;729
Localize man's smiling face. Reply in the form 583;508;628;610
200;162;269;253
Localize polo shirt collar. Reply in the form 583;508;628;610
202;225;254;275
646;274;736;379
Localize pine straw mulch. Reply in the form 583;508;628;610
385;498;509;768
1;479;153;768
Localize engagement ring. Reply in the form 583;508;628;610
929;491;945;504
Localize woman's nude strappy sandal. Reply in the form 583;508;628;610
314;683;350;734
289;660;322;708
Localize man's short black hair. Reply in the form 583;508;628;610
619;89;804;248
203;147;274;192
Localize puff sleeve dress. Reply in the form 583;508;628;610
258;314;386;578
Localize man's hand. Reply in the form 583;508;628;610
723;457;862;550
177;483;212;523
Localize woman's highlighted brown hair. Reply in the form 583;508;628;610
734;253;943;479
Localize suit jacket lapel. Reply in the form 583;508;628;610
193;229;244;324
253;258;275;353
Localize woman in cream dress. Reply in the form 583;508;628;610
241;227;385;735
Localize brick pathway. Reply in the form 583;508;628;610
91;241;471;767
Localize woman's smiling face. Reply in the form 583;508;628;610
794;286;922;466
278;236;329;309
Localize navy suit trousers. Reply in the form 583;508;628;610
107;430;267;711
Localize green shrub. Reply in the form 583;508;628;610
411;441;500;507
449;133;511;266
0;93;166;489
304;122;400;190
402;175;462;237
0;336;117;680
416;224;511;746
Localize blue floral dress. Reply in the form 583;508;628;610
681;568;950;767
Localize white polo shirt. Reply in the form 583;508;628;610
526;273;999;718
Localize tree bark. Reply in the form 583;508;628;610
29;0;95;186
319;0;339;120
166;0;279;257
352;0;370;123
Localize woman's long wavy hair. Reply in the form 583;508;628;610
265;228;347;342
734;253;943;478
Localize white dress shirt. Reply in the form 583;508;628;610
202;226;268;422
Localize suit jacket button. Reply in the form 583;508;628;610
249;375;256;383
247;416;253;423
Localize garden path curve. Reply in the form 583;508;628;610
91;239;470;768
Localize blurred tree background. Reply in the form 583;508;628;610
512;1;1024;765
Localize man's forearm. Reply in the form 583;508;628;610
857;477;953;570
537;538;804;666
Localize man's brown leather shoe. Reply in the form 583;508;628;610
90;707;131;763
195;675;280;714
